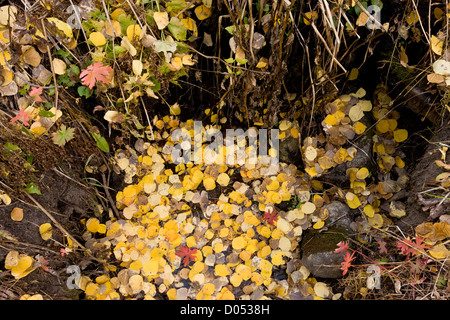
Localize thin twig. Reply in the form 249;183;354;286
101;172;120;219
24;193;86;250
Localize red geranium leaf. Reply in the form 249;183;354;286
334;241;350;254
262;209;279;225
10;109;30;126
176;245;198;266
79;62;113;90
29;86;43;102
341;251;356;275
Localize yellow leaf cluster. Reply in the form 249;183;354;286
4;250;37;279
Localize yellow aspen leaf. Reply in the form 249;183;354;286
52;58;66;75
236;264;252;280
182;54;195;66
303;11;318;25
313;220;325;229
256;57;268;68
126;24;142;40
213;242;224;253
214;264;231;277
368;213;383;228
301;201;316;214
10;207;23;221
167;288;177;300
39;223;52;240
431;35;443;55
348;105;365;122
47;17;73;38
314;282;330;299
217;287;235;300
194;5;212;20
230;272;243;287
318;156;334;170
389;201;406;218
278;237;291;252
356;167;370;180
346;192;361;209
217;172;230;186
266;179;280;191
232;236;246;250
111;8;126;20
376;119;390;133
186;235;197;247
279;120;292;131
202;283;215;295
0;29;9;44
203;176;216;190
429;243;450;259
395;156;405;168
363;204;375;218
170;56;183;71
388;119;398;131
89;32;106;46
259;259;272;272
305;166;318;177
153;11;169;30
0;193;11;205
393;129;408;142
142;260;159;276
4;250;19;269
333;148;348;164
406;11;419;24
324;114;338;126
105;20;121;37
271;251;285;265
353;121;367;134
348;68;359;80
304;146;317;162
128;274;144;292
129;260;142;271
291;127;299;138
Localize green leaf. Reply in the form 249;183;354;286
69;64;80;76
77;86;92;98
371;0;383;10
4;142;20;151
166;0;190;13
39;109;56;118
90;132;110;152
225;25;235;35
113;45;126;55
25;182;41;195
235;58;248;64
55;49;70;58
167;17;187;41
354;1;368;15
224;57;235;63
52;125;75;147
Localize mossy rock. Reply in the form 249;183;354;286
300;226;349;279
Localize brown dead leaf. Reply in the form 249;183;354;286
21;45;41;67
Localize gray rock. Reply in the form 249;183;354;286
324;201;353;232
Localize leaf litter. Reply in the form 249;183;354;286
72;84;422;300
